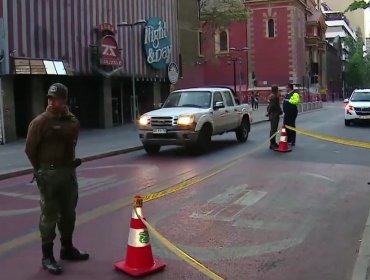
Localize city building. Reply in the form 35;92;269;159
0;0;186;143
322;0;366;40
178;0;326;103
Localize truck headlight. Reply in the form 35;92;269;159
138;115;150;126
178;115;194;125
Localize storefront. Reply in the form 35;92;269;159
0;0;179;142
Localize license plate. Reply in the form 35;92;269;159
359;115;370;119
153;128;167;134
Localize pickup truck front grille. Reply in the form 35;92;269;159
150;117;174;127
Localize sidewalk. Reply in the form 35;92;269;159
0;104;295;180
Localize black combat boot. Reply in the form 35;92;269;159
41;243;63;275
60;238;89;261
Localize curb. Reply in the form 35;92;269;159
0;107;323;181
351;205;370;280
0;146;143;181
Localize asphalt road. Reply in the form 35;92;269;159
0;102;369;280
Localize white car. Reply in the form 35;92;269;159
137;87;252;154
344;89;370;126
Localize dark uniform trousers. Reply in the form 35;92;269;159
284;109;298;144
269;113;280;145
36;165;78;246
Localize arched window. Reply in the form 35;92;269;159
268;19;275;38
219;30;229;52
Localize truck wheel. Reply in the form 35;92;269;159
143;144;161;155
345;119;351;126
236;117;250;143
196;124;212;153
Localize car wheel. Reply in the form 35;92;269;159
236;117;250;143
345;119;351;126
196;124;212;153
143;144;161;155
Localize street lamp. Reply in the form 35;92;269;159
118;19;146;121
228;47;248;96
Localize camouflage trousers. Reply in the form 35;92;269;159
36;166;78;246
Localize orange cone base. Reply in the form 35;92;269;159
114;259;166;277
274;146;292;153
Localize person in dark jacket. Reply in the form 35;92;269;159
267;85;282;149
25;83;89;275
283;83;301;146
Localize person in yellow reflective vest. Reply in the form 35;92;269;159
283;83;301;146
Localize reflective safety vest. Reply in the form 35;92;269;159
283;91;301;112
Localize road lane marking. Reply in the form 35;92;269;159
190;185;267;223
234;190;267;206
286;125;370;149
0;191;39;200
232;220;292;231
0;132;276;256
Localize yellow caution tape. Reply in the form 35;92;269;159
134;207;224;280
142;129;281;203
285;125;370;149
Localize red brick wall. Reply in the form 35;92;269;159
250;5;291;86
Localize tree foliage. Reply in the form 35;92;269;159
344;36;370;88
200;0;249;27
345;1;370;12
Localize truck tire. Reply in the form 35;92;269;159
143;144;161;155
236;117;250;143
193;124;212;153
345;119;351;126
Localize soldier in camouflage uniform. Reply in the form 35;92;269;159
25;83;89;275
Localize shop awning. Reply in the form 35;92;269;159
13;58;73;75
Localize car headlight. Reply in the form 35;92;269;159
138;115;150;126
346;104;354;111
177;115;195;126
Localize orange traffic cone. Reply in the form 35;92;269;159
274;126;292;153
114;196;166;276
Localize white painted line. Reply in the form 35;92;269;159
233;219;292;231
0;191;39;200
208;184;248;204
233;191;267;206
301;172;336;183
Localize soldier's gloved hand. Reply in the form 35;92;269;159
73;158;82;168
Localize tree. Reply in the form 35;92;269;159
344;36;370;89
345;1;370;12
200;0;249;28
198;0;249;60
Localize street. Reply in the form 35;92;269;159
0;103;370;280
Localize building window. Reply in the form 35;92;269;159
198;31;203;56
220;30;228;51
215;29;229;53
267;19;275;38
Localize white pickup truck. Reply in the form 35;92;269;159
137;87;253;154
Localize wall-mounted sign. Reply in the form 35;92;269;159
99;35;122;66
168;62;179;84
144;17;172;70
13;59;70;75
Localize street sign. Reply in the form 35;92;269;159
168;62;179;84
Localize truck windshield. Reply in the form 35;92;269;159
351;91;370;102
163;91;211;108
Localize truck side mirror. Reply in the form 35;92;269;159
343;99;349;104
214;101;225;110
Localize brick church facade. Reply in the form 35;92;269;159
177;0;326;103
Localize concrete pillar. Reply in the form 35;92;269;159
99;78;113;128
31;77;45;118
153;82;161;108
1;77;16;142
